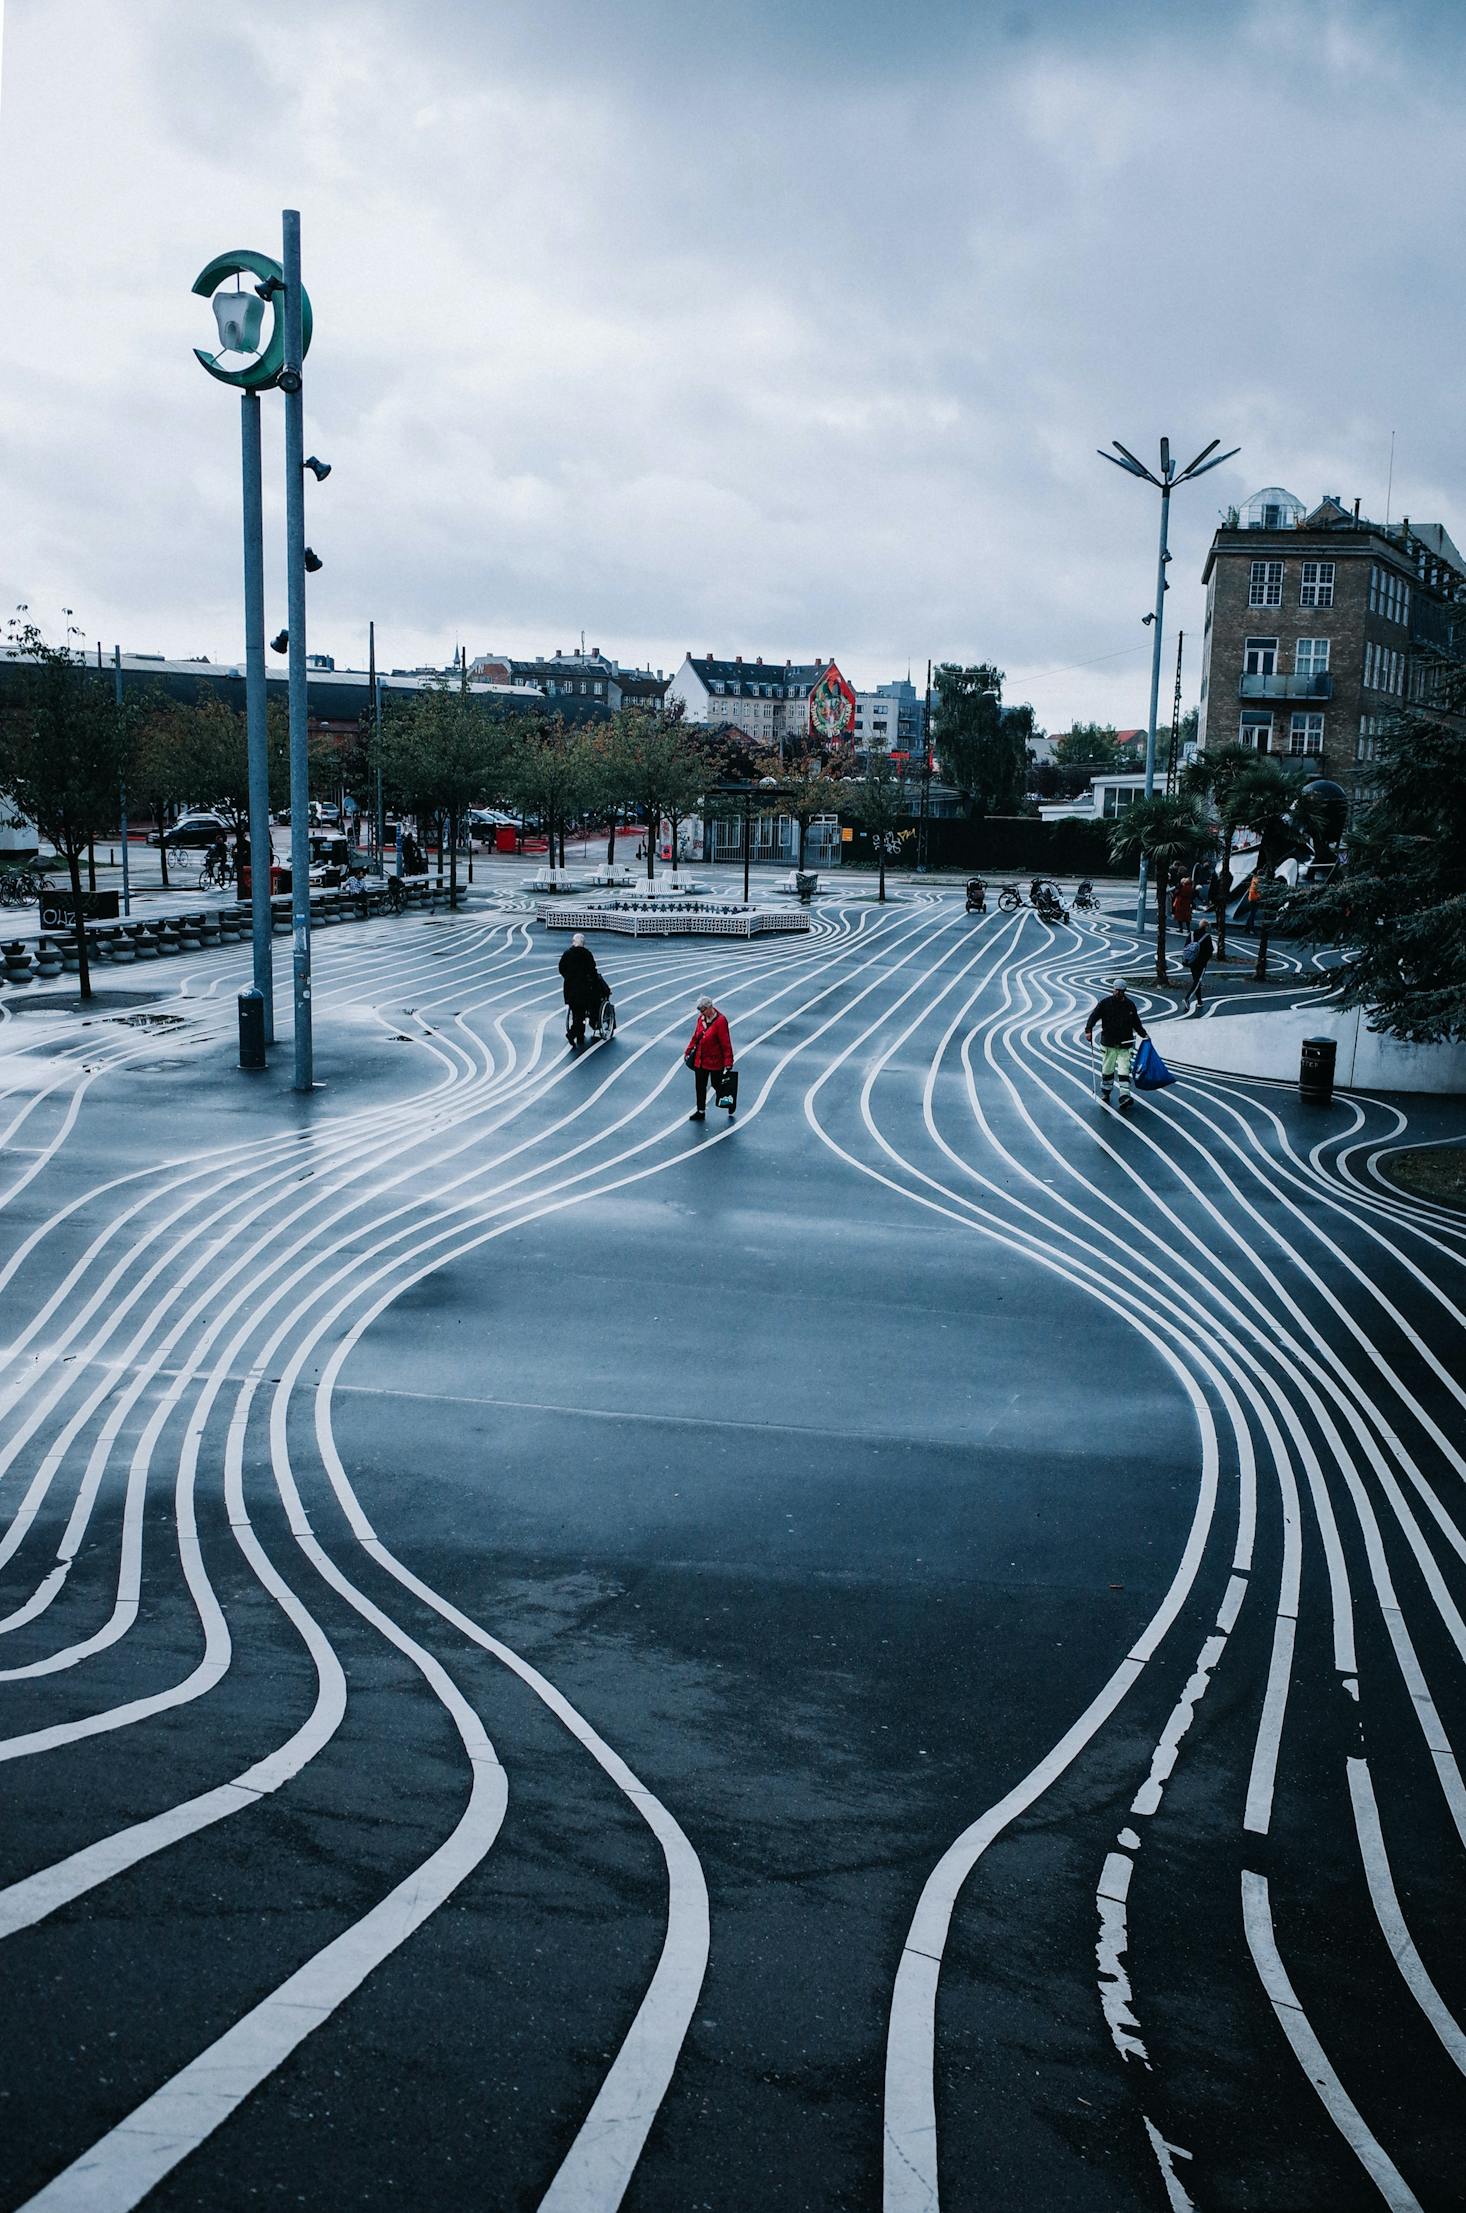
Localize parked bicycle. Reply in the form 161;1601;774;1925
0;864;52;908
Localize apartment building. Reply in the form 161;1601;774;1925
669;653;921;755
1197;486;1466;809
468;647;669;717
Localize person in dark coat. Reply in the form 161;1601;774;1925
558;933;608;1051
1082;980;1148;1112
1181;923;1216;1014
684;995;734;1120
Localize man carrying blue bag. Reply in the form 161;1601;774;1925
1082;980;1150;1114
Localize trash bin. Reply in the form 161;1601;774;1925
1299;1035;1336;1103
238;986;267;1071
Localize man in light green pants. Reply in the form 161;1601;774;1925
1083;980;1149;1114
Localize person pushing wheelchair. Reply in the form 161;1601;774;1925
559;933;611;1052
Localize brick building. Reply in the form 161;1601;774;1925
1197;486;1466;811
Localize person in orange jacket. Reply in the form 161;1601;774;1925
684;996;734;1121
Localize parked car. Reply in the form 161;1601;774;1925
155;812;230;849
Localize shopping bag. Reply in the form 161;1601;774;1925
1132;1038;1176;1091
713;1067;739;1111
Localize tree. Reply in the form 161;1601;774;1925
1299;699;1466;1042
613;708;707;881
380;677;510;908
0;618;132;1001
1107;793;1210;983
930;663;1029;816
506;714;593;877
847;750;909;902
1182;742;1254;958
1055;723;1120;772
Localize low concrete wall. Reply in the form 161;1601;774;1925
1151;1003;1466;1096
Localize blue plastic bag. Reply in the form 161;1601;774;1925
1133;1038;1176;1091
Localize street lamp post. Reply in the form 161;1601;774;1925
1099;434;1238;930
191;236;315;1064
280;209;313;1091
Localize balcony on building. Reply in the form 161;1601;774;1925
1237;672;1333;701
1409;596;1466;662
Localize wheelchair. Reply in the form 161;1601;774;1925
566;989;616;1049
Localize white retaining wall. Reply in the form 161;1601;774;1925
1152;1003;1466;1096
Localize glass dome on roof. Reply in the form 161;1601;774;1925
1242;487;1305;529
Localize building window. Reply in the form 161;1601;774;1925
1356;716;1388;762
1289;713;1324;756
1295;638;1330;678
1239;713;1273;750
1102;786;1140;817
1250;561;1284;608
1368;564;1410;624
1243;636;1278;676
1299;561;1334;607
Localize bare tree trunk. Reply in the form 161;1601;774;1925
156;804;170;890
646;810;656;881
878;846;887;902
607;808;617;865
449;811;458;910
1254;928;1270;983
66;847;92;1002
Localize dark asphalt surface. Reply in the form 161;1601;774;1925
0;891;1462;2212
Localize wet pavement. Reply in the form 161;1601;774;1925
0;891;1462;2211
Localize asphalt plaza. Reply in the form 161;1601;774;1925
0;886;1462;2211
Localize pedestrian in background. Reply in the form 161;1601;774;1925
684;996;733;1121
1241;872;1262;932
1171;875;1195;936
1181;922;1215;1014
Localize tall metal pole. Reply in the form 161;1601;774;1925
369;620;385;874
1165;630;1185;794
743;787;751;904
282;209;312;1090
114;646;131;917
241;391;274;1040
1137;475;1171;930
925;650;934;867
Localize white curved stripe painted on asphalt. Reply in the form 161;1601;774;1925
1346;1755;1466;2076
1241;1870;1424;2212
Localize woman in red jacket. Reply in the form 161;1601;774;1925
684;996;734;1120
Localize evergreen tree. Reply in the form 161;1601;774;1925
930;663;1029;816
1301;697;1466;1042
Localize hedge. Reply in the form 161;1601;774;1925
842;815;1114;875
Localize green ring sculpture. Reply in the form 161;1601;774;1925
191;248;313;390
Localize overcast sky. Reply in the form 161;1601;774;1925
2;0;1463;729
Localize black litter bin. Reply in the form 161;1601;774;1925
238;986;267;1071
1299;1035;1336;1103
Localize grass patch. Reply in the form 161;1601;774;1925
1378;1147;1466;1211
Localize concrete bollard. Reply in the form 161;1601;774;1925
35;936;66;980
2;940;35;986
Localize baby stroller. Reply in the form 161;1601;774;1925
964;877;987;914
566;980;617;1049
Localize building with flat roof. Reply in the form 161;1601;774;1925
1197;489;1466;810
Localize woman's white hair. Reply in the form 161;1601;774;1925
697;995;715;1011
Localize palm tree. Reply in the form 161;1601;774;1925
1108;793;1210;982
1182;742;1255;957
